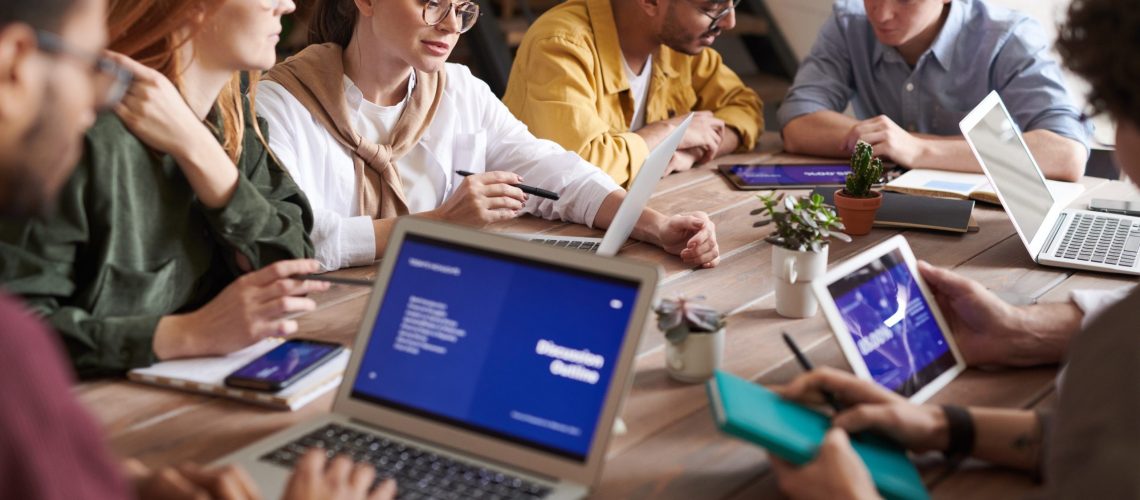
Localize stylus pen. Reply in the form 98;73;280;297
455;170;560;200
782;332;845;413
292;274;374;287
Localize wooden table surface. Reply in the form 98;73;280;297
76;140;1140;499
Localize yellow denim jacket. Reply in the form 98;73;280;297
503;0;763;187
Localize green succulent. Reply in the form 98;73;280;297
844;140;885;198
753;192;851;252
655;295;726;344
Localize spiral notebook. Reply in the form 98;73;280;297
128;338;350;411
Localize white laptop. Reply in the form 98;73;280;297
511;113;694;256
217;217;660;499
960;91;1140;275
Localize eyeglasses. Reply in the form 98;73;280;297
35;31;132;111
423;0;482;34
694;0;741;33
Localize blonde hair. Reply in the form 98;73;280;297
107;0;267;163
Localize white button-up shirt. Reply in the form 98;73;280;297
257;64;621;271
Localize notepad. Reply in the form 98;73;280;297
707;371;929;500
811;188;977;233
884;169;1083;206
128;338;349;411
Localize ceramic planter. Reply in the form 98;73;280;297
772;244;828;318
665;328;724;383
833;189;883;236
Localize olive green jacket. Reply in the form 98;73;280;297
0;108;314;378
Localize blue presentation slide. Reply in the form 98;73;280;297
830;255;951;393
351;236;640;461
730;164;852;186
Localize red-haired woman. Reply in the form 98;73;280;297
1;0;324;376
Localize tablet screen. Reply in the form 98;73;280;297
825;249;957;397
726;164;852;186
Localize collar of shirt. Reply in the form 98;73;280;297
871;0;968;71
342;71;417;112
586;0;682;96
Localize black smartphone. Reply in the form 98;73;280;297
224;339;345;392
1088;198;1140;217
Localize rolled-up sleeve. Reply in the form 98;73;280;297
690;49;763;151
199;114;315;270
992;17;1091;151
777;12;857;130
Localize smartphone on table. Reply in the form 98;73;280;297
224;338;345;392
1088;198;1140;217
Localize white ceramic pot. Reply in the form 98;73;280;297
772;245;829;318
665;328;725;383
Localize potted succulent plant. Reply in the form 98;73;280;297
655;295;727;383
754;192;851;318
833;140;885;236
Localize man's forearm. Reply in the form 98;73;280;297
968;408;1043;472
781;111;859;157
592;189;666;246
1005;301;1083;366
898;131;1083;181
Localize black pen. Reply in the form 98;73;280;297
455;170;560;200
292;274;374;287
782;332;845;413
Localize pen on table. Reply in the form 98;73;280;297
781;332;845;413
292;274;374;287
455;170;560;201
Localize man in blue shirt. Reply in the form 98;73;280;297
778;0;1090;181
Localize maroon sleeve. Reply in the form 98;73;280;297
0;292;130;500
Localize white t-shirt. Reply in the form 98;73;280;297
622;54;652;131
345;74;440;214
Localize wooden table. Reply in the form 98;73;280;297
76;141;1139;499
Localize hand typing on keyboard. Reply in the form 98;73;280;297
282;448;397;500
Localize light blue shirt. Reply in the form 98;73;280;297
777;0;1090;149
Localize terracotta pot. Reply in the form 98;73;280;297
834;189;883;236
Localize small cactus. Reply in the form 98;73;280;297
844;140;884;198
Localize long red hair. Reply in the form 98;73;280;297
107;0;265;163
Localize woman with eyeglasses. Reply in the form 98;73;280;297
0;0;341;377
255;0;722;272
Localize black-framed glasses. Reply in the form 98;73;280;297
34;31;132;110
423;0;482;34
695;0;741;33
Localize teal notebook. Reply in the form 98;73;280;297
707;370;929;500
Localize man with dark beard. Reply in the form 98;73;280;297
503;0;762;186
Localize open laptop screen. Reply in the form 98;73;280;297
963;99;1054;238
350;234;640;462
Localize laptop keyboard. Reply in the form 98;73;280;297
530;238;600;252
1054;213;1140;267
261;423;552;500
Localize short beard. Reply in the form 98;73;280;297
1;80;76;218
657;2;716;56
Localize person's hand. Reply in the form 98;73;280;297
664;148;700;176
769;428;878;500
656;211;720;268
104;51;213;159
152;259;331;359
771;367;949;453
843;115;924;166
282;449;397;500
126;459;261;500
429;171;527;227
916;260;1037;366
678;111;725;155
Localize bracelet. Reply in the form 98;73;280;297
941;404;975;464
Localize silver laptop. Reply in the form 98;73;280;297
512;113;694;256
960;91;1140;275
217;217;660;499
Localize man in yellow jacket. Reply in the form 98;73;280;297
503;0;763;187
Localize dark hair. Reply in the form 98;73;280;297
1057;0;1140;121
310;0;358;47
0;0;79;32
